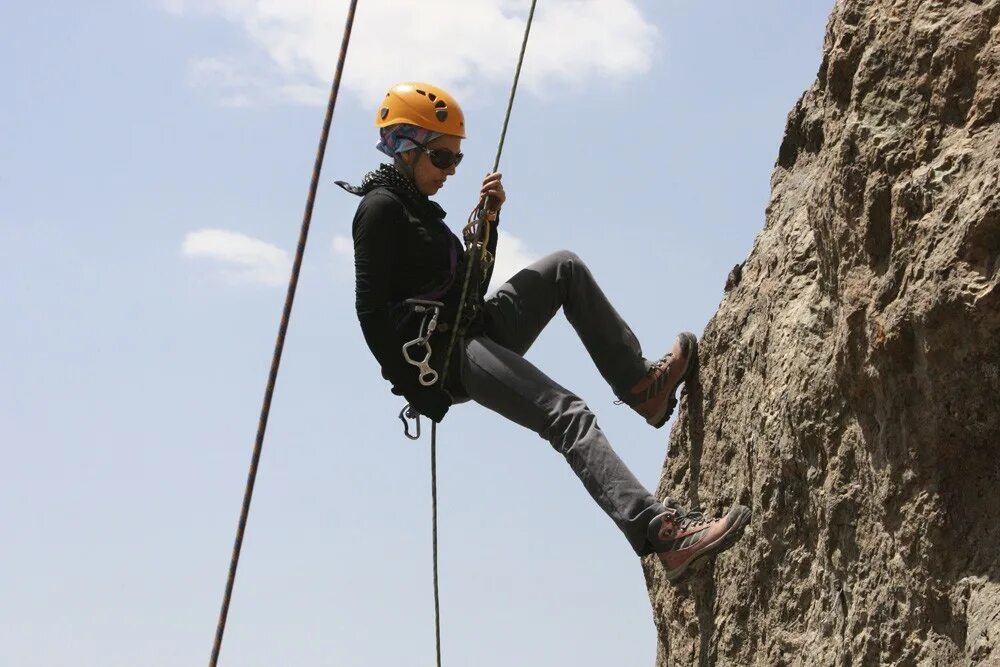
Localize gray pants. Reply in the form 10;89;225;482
458;250;668;556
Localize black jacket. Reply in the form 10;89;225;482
349;184;498;421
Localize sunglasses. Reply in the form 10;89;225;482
408;138;464;170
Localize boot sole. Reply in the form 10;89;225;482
649;332;699;429
662;505;752;583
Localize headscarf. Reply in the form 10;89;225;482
376;123;443;158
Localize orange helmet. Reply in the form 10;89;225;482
375;82;466;138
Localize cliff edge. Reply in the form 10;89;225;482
644;1;1000;664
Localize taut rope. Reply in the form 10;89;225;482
208;2;359;664
430;2;539;666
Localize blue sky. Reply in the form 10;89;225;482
2;1;832;665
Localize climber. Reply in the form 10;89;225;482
338;82;751;581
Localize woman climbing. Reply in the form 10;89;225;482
339;82;750;581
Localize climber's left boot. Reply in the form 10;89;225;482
649;503;751;582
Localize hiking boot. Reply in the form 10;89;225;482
621;332;698;428
648;503;751;582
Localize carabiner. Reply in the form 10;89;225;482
399;404;421;440
401;299;444;387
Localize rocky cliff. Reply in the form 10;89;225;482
644;1;1000;664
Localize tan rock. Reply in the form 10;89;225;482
644;1;1000;664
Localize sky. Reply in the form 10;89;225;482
2;1;833;665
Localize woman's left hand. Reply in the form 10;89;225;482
480;172;506;211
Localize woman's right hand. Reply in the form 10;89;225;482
480;172;506;211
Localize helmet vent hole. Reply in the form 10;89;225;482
435;110;448;122
427;93;437;102
380;107;389;120
434;100;447;109
416;89;427;96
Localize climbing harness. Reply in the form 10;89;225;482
400;298;446;387
206;2;358;665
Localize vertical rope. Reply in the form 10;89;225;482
208;2;359;664
430;2;539;666
491;0;538;174
440;0;538;385
431;422;442;667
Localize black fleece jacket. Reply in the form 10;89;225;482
350;185;498;421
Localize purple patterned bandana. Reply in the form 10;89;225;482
376;123;443;158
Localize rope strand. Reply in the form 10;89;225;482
431;422;442;667
430;3;538;667
440;0;538;384
208;2;359;664
492;0;538;174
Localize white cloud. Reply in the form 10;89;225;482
188;56;263;107
332;235;353;256
165;0;659;106
182;228;290;286
488;231;538;294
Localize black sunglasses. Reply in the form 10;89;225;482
408;138;464;170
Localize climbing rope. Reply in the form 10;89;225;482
440;3;537;381
430;421;443;666
207;2;358;665
427;2;539;666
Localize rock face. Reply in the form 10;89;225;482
644;1;1000;665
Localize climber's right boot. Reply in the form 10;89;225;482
620;332;698;428
649;503;751;582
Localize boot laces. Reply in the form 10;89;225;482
612;353;675;406
652;352;674;372
661;499;710;532
678;507;708;530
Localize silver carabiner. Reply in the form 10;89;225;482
401;299;444;387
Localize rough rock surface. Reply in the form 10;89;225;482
644;1;1000;665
